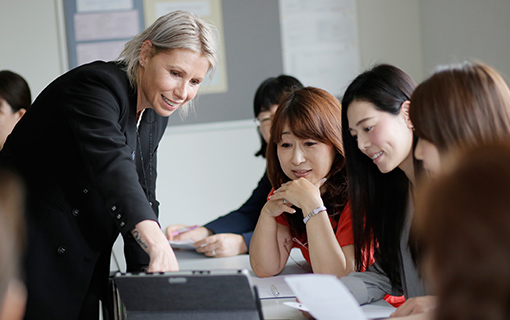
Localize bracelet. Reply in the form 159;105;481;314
303;205;327;224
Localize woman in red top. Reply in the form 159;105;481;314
250;87;354;278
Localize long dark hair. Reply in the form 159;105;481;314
253;75;303;158
341;64;419;288
267;87;347;236
0;70;31;112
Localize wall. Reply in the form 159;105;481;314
0;0;63;97
2;0;509;268
419;0;510;80
357;0;423;82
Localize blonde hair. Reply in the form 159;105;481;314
118;10;218;116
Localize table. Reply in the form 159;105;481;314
173;248;395;320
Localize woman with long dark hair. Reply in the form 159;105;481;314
340;64;428;313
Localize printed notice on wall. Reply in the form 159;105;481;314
143;0;228;94
279;0;360;97
62;0;145;69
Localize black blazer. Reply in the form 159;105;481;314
0;61;168;319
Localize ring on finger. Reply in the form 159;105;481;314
283;199;287;204
211;249;216;256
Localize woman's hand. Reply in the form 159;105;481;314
262;195;296;218
390;296;437;317
165;224;211;241
271;178;326;214
194;233;248;257
132;220;179;272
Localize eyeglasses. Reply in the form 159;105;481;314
254;116;272;128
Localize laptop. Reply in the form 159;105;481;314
112;269;263;320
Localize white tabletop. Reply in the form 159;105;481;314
173;248;394;320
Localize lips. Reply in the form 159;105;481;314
371;151;383;160
162;94;180;111
292;169;311;178
367;150;383;164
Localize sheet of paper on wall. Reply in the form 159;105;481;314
279;0;361;98
284;274;367;320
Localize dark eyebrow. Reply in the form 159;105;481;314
349;117;373;131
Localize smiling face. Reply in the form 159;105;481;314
137;43;210;116
347;100;414;174
277;124;336;184
415;138;441;177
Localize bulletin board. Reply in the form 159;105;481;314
62;0;146;69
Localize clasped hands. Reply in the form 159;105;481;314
265;177;327;218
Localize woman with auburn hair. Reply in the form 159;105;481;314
411;61;510;178
415;142;510;320
250;87;355;279
166;75;303;258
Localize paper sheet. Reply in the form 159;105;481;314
168;239;196;250
285;274;368;320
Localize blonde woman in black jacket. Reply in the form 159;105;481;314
0;10;217;320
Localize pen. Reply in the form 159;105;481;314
171;225;199;237
270;284;280;297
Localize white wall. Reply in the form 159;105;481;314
2;0;509;267
419;0;510;80
357;0;423;82
0;0;64;97
156;120;266;228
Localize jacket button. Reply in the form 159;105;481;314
111;205;117;212
57;246;67;255
149;201;153;206
72;209;79;217
82;188;89;194
120;222;125;227
116;214;122;220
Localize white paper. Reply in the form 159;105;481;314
285;274;367;320
361;303;395;320
76;41;126;65
283;301;310;312
77;0;133;13
74;10;140;41
169;239;196;250
155;1;211;17
279;0;360;96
